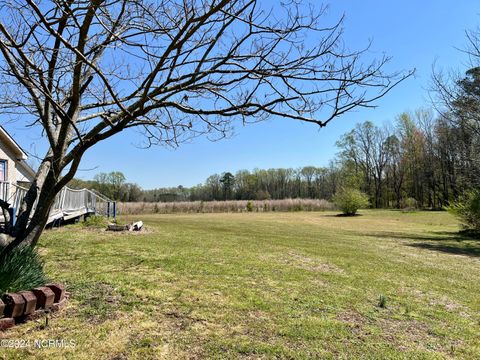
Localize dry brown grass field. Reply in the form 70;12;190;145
116;198;334;215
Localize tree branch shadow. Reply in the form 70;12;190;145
367;230;480;258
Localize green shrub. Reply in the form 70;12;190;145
403;197;418;211
378;294;387;308
0;245;48;296
82;215;108;228
447;190;480;231
333;188;369;215
246;201;253;212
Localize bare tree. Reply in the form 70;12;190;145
431;27;480;136
0;0;411;260
337;121;390;207
384;133;404;208
431;25;480;198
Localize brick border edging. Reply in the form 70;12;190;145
0;284;67;331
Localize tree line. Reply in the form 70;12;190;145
335;109;479;209
70;107;480;209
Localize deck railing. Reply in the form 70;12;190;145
0;180;10;202
10;184;29;211
0;181;115;225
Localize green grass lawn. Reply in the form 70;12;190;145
1;210;479;359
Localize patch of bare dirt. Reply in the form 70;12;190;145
282;251;345;274
336;309;460;356
78;282;122;324
411;289;471;318
336;310;369;338
428;295;468;314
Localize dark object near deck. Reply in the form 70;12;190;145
107;224;129;231
107;221;143;232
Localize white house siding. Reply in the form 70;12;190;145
16;161;35;183
0;141;35;207
0;140;18;184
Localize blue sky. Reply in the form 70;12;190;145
3;1;480;189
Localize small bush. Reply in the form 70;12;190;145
448;190;480;231
333;188;369;216
402;197;418;212
378;294;387;308
0;245;48;296
82;215;108;228
246;201;253;212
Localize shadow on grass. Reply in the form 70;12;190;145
323;213;364;218
408;242;480;257
367;230;480;258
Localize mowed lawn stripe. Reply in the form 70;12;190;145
1;210;478;359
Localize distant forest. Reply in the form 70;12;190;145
70;104;480;210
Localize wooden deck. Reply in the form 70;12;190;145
0;181;115;227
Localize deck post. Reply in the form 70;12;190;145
113;202;116;219
8;207;16;227
107;201;110;218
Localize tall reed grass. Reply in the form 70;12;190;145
117;198;333;215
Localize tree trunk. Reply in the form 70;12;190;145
0;159;59;263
